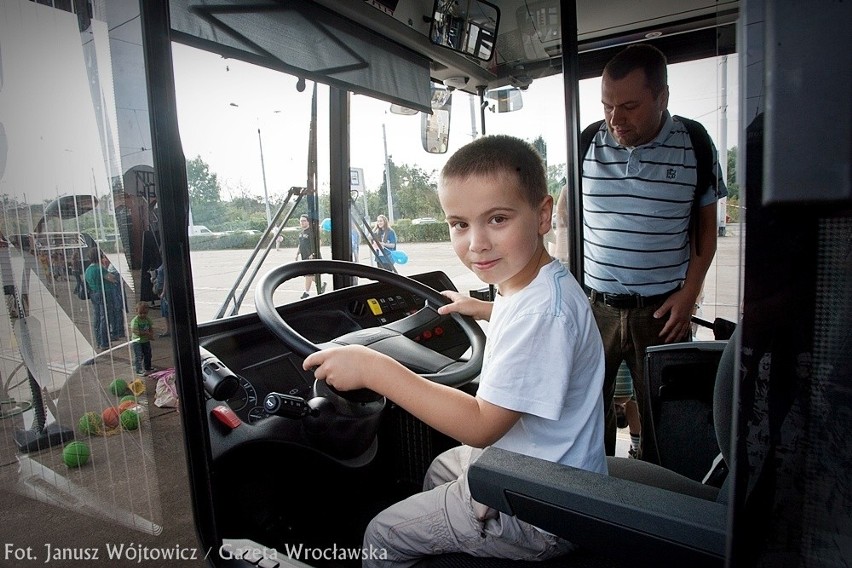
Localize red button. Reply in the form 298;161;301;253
422;330;433;340
212;405;241;429
434;326;444;336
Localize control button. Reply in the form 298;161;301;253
211;405;242;429
367;298;383;315
434;326;444;336
422;330;433;340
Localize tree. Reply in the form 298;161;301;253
186;155;225;226
372;159;442;222
726;147;739;201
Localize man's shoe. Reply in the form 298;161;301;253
320;282;327;294
615;405;627;429
301;292;310;299
628;447;642;459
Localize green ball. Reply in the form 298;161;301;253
120;409;139;431
119;395;137;404
62;441;90;468
109;379;129;396
78;411;102;435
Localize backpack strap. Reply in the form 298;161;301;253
580;116;715;255
580;120;606;166
674;115;715;256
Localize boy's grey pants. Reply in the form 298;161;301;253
362;445;574;567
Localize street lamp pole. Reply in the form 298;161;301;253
257;127;272;228
382;122;394;224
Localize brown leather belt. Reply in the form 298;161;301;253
586;287;679;309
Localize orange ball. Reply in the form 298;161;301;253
102;406;120;429
118;400;137;413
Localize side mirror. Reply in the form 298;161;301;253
485;86;524;113
429;0;500;62
421;85;452;154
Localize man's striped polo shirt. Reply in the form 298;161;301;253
582;112;726;296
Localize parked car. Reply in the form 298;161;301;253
411;217;439;225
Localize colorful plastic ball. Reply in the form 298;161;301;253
109;379;129;396
119;395;137;404
62;441;90;468
128;378;146;396
320;218;332;232
78;411;102;435
120;410;139;431
118;400;137;413
102;406;120;429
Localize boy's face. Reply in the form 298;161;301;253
138;306;148;316
439;171;552;296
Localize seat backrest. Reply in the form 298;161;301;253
644;341;727;480
713;327;739;468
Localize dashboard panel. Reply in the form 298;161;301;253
197;271;472;424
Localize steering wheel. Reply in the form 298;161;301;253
255;260;485;388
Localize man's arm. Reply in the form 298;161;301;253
654;202;717;342
304;345;519;447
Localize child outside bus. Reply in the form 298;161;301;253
130;301;154;375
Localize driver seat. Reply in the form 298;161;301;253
463;329;739;568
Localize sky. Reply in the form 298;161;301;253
171;42;739;205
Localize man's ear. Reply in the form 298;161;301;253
659;85;670;111
538;195;554;236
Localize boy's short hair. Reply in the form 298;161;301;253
440;135;547;208
603;43;668;96
136;301;149;311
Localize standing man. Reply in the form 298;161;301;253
582;44;727;460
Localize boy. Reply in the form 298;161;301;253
130;301;154;375
303;135;605;565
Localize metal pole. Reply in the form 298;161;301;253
382;122;395;224
257;127;272;228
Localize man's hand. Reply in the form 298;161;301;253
436;291;493;321
304;345;394;392
654;290;696;343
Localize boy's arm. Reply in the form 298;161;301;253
304;345;519;447
437;291;493;321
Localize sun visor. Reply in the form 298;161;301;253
169;0;432;113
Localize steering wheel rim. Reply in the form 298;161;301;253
255;260;485;387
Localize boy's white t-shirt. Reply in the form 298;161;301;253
476;260;607;474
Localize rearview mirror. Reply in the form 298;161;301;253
429;0;500;62
421;86;452;154
485;86;524;113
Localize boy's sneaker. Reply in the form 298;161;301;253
301;292;310;299
320;282;327;294
628;447;642;460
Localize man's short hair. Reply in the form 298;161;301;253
603;43;668;95
440;134;547;207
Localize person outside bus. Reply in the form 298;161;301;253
370;214;396;271
304;135;606;565
130;301;154;375
84;248;115;350
296;214;324;298
582;44;727;458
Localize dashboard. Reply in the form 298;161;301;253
197;271;472;425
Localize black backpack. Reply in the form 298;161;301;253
580;115;715;254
